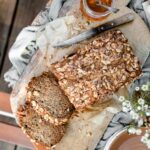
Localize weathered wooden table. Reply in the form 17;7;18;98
0;0;48;149
1;0;150;150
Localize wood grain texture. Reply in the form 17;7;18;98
0;141;15;150
0;0;17;72
7;0;48;50
0;92;11;112
0;92;17;126
0;115;17;127
16;146;32;150
0;0;48;93
0;122;34;149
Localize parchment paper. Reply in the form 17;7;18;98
10;0;150;150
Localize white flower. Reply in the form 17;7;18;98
122;106;130;112
128;105;132;111
146;141;150;149
128;127;136;134
146;111;150;116
137;106;142;111
144;133;150;138
119;96;125;102
141;84;149;91
135;87;140;91
136;129;142;135
144;105;149;110
131;112;139;120
141;132;150;148
122;100;130;106
122;101;126;106
141;136;148;143
126;102;132;108
138;98;145;105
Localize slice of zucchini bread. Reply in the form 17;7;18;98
26;72;75;125
17;102;65;149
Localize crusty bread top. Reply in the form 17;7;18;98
50;30;141;109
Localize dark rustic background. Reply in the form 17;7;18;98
0;0;48;149
0;0;48;93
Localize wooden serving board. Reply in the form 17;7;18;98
44;1;149;150
15;0;150;150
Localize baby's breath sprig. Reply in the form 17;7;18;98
119;82;150;149
141;130;150;149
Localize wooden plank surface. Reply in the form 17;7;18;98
0;92;17;126
16;146;32;150
0;141;15;150
0;92;11;113
0;122;34;149
0;0;48;93
6;0;48;50
0;0;17;93
0;0;17;72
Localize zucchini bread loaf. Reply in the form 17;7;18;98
50;30;141;109
26;72;75;125
17;102;65;149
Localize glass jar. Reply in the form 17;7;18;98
82;0;115;19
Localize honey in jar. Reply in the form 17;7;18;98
81;0;113;21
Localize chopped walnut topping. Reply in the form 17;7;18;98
50;30;141;109
44;114;49;121
33;91;40;97
31;101;37;107
39;108;44;113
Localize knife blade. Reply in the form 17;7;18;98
53;13;134;48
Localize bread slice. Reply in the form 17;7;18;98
26;72;74;125
50;30;141;109
17;102;65;149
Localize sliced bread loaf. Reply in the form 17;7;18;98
26;72;74;125
17;102;65;149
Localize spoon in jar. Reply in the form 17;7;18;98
95;0;119;13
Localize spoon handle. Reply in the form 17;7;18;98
96;1;119;14
101;4;119;13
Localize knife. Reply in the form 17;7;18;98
53;13;134;48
